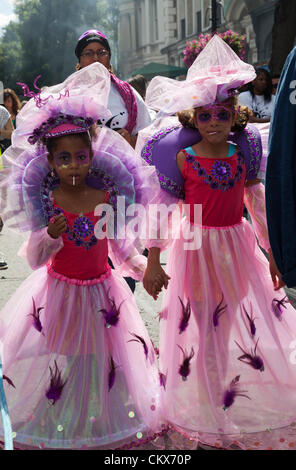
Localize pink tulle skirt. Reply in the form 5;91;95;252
159;217;296;450
0;269;164;449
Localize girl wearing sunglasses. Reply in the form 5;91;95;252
142;35;296;450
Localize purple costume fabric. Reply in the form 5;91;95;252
141;124;262;199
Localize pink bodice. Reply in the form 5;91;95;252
181;148;246;227
49;200;109;281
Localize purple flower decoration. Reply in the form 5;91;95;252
272;296;289;321
223;375;250;411
45;361;67;405
235;338;264;372
178;345;194;381
211;161;232;182
73;216;94;239
178;297;191;334
28;297;44;334
198;168;206;177
186;154;196;163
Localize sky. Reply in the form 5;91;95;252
0;0;17;36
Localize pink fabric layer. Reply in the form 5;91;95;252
157;217;296;448
0;266;163;449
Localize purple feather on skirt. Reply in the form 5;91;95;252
213;294;227;330
28;297;44;333
178;297;191;334
128;332;149;359
45;361;67;405
235;338;264;372
3;375;16;388
159;372;167;390
223;375;251;410
272;296;289;321
108;356;117;391
178;345;194;381
99;288;124;328
242;304;257;337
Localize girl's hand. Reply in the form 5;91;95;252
47;213;67;239
143;263;170;300
268;249;285;290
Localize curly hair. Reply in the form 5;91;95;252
177;96;251;133
3;88;21;117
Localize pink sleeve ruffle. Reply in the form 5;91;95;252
244;182;270;252
18;227;63;270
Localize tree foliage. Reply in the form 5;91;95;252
0;0;119;91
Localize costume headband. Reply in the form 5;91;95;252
28;113;95;145
75;30;111;59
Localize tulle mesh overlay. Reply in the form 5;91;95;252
0;62;165;449
145;35;256;116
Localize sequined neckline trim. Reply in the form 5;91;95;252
184;149;245;192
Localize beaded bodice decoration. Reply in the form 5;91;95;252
182;148;246;227
185;149;245;192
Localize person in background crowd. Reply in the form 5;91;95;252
0;104;13;269
239;67;275;123
272;75;280;95
4;88;21;129
20;100;28;110
75;30;152;149
0;104;13;151
127;74;147;100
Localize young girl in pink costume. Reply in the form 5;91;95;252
142;36;296;450
0;63;165;450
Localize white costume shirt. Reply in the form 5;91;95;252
99;83;152;136
239;91;275;119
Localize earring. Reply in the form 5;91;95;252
88;168;92;175
51;169;55;178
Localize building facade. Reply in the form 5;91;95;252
117;0;276;78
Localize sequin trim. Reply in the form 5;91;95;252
244;127;261;180
184;149;245;192
141;125;185;199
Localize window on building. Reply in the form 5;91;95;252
150;0;159;42
135;4;142;48
203;1;211;31
187;0;193;35
216;1;224;27
197;10;202;33
181;18;186;39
